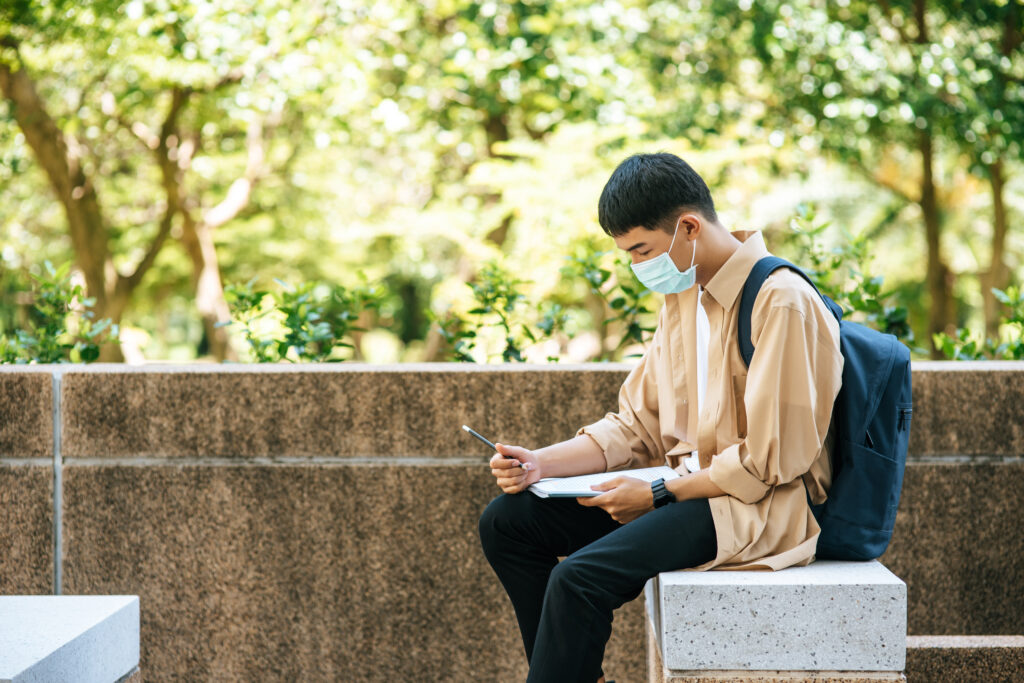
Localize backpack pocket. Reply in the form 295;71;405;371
897;402;913;436
829;439;901;533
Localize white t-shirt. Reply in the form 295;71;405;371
684;287;711;473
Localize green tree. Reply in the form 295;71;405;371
641;0;1023;356
0;0;340;359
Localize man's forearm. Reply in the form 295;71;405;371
533;434;607;479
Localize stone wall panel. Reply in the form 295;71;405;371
61;366;627;459
0;466;53;594
883;462;1024;635
0;369;52;459
908;362;1024;457
61;463;644;681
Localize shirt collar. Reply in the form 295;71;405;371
702;230;769;311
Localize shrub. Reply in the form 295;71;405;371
0;261;117;364
222;278;380;362
934;287;1024;360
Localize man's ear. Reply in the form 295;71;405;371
679;213;702;239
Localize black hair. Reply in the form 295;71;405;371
597;153;718;237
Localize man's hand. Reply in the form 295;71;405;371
577;476;655;524
489;443;541;494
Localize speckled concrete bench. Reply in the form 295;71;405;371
645;560;907;682
0;595;140;683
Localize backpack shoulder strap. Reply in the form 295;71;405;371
737;256;842;367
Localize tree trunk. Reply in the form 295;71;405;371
982;8;1022;339
0;54;181;363
0;59;111;312
484;111;512;159
153;97;261;362
96;293;130;362
980;160;1010;339
173;118;268;361
179;215;236;361
912;0;955;357
919;130;953;357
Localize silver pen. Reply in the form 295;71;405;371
461;425;529;469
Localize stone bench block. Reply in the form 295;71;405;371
646;561;906;675
0;595;139;683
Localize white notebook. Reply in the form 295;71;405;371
528;466;680;498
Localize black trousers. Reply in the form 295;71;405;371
478;492;717;683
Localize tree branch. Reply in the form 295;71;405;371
116;201;176;296
877;0;912;45
115;86;193;296
913;0;928;44
847;154;916;204
202;117;265;229
74;67;110;118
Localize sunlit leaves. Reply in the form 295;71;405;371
0;260;118;363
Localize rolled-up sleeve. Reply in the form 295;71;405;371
709;295;842;504
578;311;666;472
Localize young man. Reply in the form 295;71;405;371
478;153;844;683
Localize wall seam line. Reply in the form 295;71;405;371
52;371;62;596
60;456;492;466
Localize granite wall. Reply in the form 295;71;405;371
1;362;1021;681
0;369;53;595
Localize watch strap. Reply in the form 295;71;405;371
651;477;676;508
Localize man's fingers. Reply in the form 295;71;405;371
493;468;525;482
591;476;626;492
489;453;520;469
498;476;527;494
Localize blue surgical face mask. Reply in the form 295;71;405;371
630;216;697;294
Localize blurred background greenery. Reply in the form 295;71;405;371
0;0;1021;363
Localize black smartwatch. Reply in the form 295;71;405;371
651;478;677;508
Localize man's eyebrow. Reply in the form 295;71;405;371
624;242;647;253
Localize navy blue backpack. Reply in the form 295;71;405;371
738;256;913;561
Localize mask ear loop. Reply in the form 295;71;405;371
667;214;682;253
668;214;698;270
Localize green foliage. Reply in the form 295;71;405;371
788;204;914;347
223;278;380;362
433;309;478;363
934;287;1024;360
468;261;530;361
433;236;661;364
0;261;117;363
434;261;540;363
561;247;657;359
1;0;1021;364
992;287;1024;360
932;328;989;361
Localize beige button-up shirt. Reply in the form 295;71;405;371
579;231;843;570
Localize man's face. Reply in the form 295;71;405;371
613;212;702;270
613;226;675;266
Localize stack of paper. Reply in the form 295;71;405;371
528;466;680;498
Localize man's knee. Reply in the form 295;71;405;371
547;556;594;598
479;493;522;554
479;491;549;554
